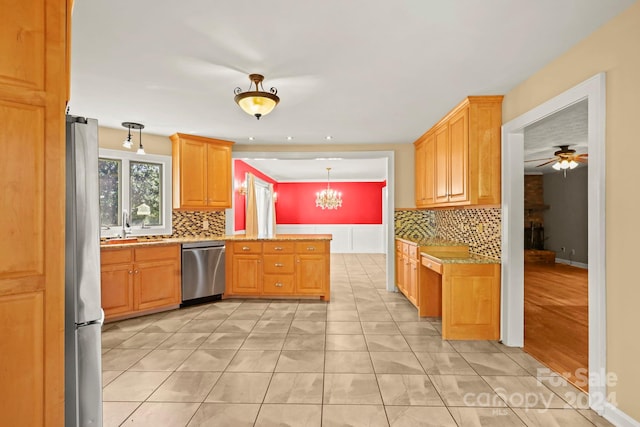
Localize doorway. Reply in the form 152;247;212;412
522;100;589;391
228;150;396;292
501;73;606;412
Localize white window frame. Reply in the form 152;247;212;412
99;148;172;238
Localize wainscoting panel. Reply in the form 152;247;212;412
275;224;385;253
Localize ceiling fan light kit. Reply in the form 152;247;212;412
234;74;279;120
526;144;588;175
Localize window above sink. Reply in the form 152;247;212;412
99;148;172;238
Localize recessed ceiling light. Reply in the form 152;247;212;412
248;136;255;141
286;136;293;141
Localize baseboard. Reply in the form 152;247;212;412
603;402;640;427
555;258;588;269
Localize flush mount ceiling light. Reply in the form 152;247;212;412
234;74;279;120
122;122;145;155
316;167;342;210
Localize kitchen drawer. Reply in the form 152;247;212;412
135;244;179;262
263;255;295;274
262;274;294;294
263;241;295;254
421;256;443;274
295;241;327;253
101;248;133;265
233;242;262;253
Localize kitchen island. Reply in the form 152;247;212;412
224;234;332;301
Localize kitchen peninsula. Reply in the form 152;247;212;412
224;234;332;301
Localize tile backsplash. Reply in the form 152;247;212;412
394;209;436;240
394;207;501;259
171;210;226;237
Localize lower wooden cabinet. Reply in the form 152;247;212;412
422;258;500;340
395;239;418;306
226;239;330;300
231;255;263;294
101;244;181;321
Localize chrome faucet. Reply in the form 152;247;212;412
122;210;130;238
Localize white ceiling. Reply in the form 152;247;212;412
240;157;387;182
70;0;634;148
524;99;588;174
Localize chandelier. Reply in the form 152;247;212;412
234;74;280;120
316;168;342;210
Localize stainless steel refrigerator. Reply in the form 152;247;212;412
65;115;103;427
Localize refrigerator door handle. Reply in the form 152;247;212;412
76;309;104;328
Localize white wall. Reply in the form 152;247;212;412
276;224;385;253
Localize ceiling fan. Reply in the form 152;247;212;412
526;145;588;170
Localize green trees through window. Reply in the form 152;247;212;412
130;161;162;226
99;158;121;227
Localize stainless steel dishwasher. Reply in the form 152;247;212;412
181;241;225;306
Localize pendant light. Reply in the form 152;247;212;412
122;124;133;149
234;74;280;120
122;122;145;155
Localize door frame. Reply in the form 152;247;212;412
229;150;395;291
501;72;606;412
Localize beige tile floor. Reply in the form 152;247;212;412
101;254;614;427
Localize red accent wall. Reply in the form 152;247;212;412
276;182;385;224
234;160;278;231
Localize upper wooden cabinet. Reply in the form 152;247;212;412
170;133;234;210
414;96;502;208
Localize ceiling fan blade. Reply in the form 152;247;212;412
536;159;558;167
575;157;589;163
575;153;588;158
525;157;554;163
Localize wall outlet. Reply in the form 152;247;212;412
203;220;209;230
560;247;566;253
571;249;576;255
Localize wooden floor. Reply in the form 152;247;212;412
524;262;589;392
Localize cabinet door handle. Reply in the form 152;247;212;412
306;247;315;251
274;247;283;251
427;263;432;268
274;282;283;287
134;270;139;274
274;263;283;267
128;270;133;274
257;259;261;263
242;246;251;251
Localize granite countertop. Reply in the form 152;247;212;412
396;236;467;247
101;233;332;248
421;249;501;265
